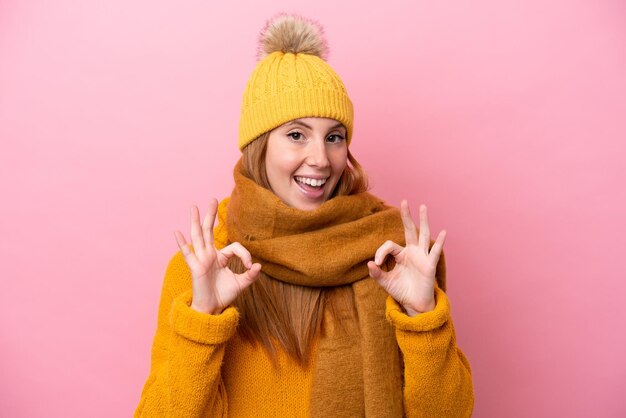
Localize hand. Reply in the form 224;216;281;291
174;198;262;314
367;200;446;316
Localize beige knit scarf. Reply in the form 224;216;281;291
223;160;446;417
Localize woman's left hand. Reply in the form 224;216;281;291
368;200;446;316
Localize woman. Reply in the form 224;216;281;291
135;14;474;417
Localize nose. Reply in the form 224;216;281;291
305;137;330;168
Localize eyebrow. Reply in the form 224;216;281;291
286;119;346;132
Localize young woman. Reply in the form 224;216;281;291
135;14;474;417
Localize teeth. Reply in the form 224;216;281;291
295;176;327;187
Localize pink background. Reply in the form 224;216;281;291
1;1;625;417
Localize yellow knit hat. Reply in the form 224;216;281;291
238;14;354;150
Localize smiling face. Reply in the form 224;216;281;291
265;117;349;211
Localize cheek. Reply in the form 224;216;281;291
265;150;300;183
330;148;348;176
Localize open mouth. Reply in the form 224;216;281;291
294;176;328;198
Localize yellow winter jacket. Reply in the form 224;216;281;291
135;230;474;417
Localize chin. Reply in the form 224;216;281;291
291;199;323;211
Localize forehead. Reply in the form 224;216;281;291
281;117;345;130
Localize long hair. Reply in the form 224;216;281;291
230;131;369;365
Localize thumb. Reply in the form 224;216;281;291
235;263;262;288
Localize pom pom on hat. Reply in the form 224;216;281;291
257;13;329;60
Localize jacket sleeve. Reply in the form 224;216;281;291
134;251;239;418
386;284;474;418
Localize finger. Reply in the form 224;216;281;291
202;198;218;248
400;200;419;246
428;230;447;260
190;205;206;251
174;230;191;255
374;240;404;265
367;260;389;282
417;204;431;252
235;262;262;286
174;230;200;269
218;242;253;269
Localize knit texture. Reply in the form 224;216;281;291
135;187;474;416
134;248;474;417
226;159;410;416
225;159;429;288
238;51;354;150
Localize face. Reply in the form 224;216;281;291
265;117;348;211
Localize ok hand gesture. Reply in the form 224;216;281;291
174;198;262;315
367;200;446;316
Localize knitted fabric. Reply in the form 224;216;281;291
135;251;475;417
218;159;448;416
238;51;354;150
135;211;475;417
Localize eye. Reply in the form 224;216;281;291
326;134;345;143
287;132;303;141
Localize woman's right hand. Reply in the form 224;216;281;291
174;198;262;315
